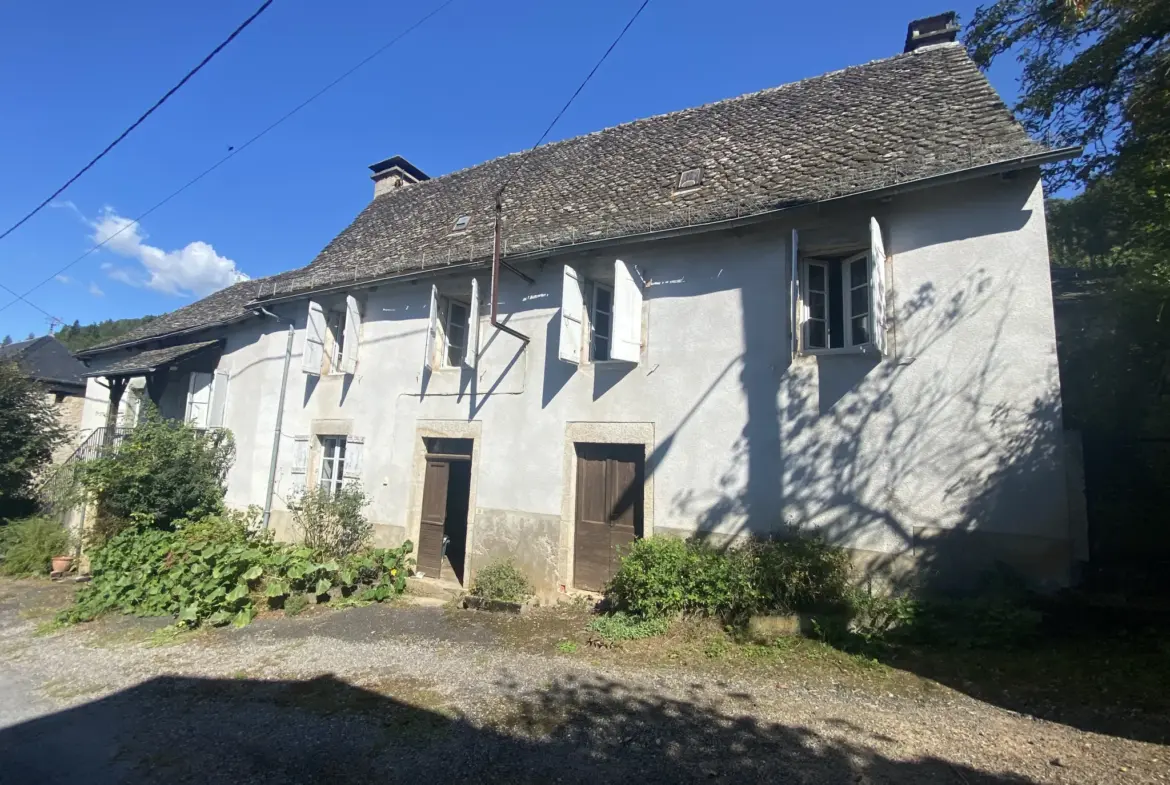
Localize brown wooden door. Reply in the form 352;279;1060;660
573;444;644;592
418;459;449;577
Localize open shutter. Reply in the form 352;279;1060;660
343;436;364;479
870;217;888;355
288;435;309;499
186;372;213;427
611;259;643;363
208;370;230;428
302;300;325;374
790;229;801;356
423;284;439;373
558;264;584;364
341;295;360;374
465;278;480;368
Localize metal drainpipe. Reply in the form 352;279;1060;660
255;307;295;531
490;188;530;344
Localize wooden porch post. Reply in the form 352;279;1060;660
103;376;128;445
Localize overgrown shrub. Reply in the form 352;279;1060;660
290;484;371;559
470;560;533;602
61;513;413;629
0;517;70;576
605;535;850;621
587;611;670;642
80;410;234;542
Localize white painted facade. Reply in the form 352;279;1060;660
80;171;1072;592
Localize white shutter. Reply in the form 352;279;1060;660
611;259;643;363
291;435;309;474
302;300;325;375
186;372;213;428
558;264;584;364
423;284;439;373
343;435;363;479
870;217;888;356
465;278;480;368
790;229;801;356
341;295;360;374
208;370;230;428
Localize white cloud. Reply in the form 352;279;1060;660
88;281;104;297
55;274;73;285
89;207;248;297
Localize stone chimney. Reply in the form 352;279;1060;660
904;11;960;53
369;156;429;197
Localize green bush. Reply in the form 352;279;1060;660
605;535;849;621
60;514;414;628
81;410;235;542
0;361;68;519
470;560;533;602
0;517;70;576
290;484;371;558
587;611;670;642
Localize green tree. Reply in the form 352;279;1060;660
55;315;156;353
1;336;11;346
0;361;68;519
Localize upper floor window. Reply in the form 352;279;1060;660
558;259;643;366
443;299;469;367
303;295;362;376
794;217;889;356
423;280;481;372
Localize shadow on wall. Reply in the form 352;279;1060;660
0;673;1035;785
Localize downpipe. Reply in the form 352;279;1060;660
254;307;295;531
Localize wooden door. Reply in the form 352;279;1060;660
418;459;449;577
573;444;644;592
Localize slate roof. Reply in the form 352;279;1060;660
83;42;1055;355
0;336;87;388
81;339;222;377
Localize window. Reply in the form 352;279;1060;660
186;372;213;428
452;215;470;232
326;309;345;372
318;436;347;495
677;167;702;190
443;299;469;367
802;250;872;351
590;283;613;361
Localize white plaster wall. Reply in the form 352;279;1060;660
85;170;1069;587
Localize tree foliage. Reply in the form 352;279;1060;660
55;315;156;353
0;361;68;519
80;409;235;541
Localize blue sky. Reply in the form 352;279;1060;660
0;0;1026;340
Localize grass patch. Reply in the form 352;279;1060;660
34;617;69;636
556;640;578;654
284;593;310;617
587;612;670;643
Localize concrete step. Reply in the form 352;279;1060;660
406;576;465;603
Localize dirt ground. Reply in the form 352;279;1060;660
0;579;1166;784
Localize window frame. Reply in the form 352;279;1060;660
589;281;614;362
800;249;874;355
324;309;346;374
318;435;347;495
441;297;469;369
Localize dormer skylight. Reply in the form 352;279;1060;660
452;215;470;231
677;167;703;190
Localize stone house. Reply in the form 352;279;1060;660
0;335;93;464
76;15;1080;595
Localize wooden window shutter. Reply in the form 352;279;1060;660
870;217;889;356
208;370;230;428
790;229;801;357
341;294;361;374
302;300;326;375
465;278;480;368
610;259;643;363
343;436;364;479
186;372;213;427
423;284;439;374
558;264;584;364
291;435;309;474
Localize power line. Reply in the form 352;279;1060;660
0;0;458;317
502;0;652;192
0;0;276;246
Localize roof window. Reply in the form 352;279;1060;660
677;168;703;190
452;215;470;232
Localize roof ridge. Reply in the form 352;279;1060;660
374;43;967;195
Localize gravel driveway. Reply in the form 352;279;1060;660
0;580;1165;784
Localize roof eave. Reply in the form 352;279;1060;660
75;314;253;359
251;146;1080;307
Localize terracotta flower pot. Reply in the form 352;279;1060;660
50;556;74;575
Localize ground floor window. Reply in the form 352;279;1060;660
319;436;347;494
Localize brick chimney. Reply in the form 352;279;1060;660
369;156;429;197
904;11;960;53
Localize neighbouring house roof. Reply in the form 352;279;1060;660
0;335;87;390
81;339;222;377
80;42;1062;356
